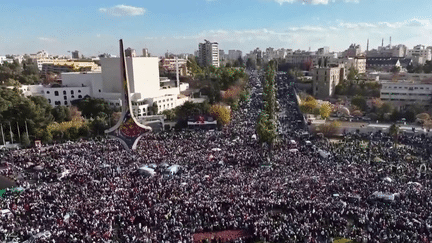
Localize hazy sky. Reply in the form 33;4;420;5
1;0;432;57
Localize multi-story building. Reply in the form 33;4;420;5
317;47;330;56
346;56;366;74
287;50;315;65
198;40;219;67
407;45;431;65
366;57;406;71
312;64;345;99
228;50;242;60
160;58;190;76
71;50;80;59
380;81;432;110
39;60;101;75
344;44;361;58
60;57;190;115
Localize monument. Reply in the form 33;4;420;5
105;40;152;150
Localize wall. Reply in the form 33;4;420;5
61;72;103;97
130;57;160;98
100;58;123;94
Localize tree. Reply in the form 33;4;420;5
20;133;30;147
380;102;393;114
351;96;367;111
237;56;244;67
209;104;231;126
41;129;53;144
318;121;341;137
76;97;113;119
319;103;332;120
347;67;358;81
389;123;400;143
51;106;71;123
391;66;401;74
300;96;318;114
416;113;430;123
256;112;277;145
162;109;177;121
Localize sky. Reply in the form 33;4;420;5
1;0;432;57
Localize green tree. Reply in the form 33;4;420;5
347;67;358;81
162;109;177;121
51;106;71;123
41;129;53;144
351;96;367;111
391;66;401;74
78;125;90;137
67;126;79;140
76;97;113;119
20;133;30;147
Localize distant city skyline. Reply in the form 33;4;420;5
1;0;432;56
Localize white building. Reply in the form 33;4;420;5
380;81;432;110
198;40;219;67
18;57;191;117
407;45;432;65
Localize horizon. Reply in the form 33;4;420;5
1;0;432;57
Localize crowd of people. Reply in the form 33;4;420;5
0;70;431;243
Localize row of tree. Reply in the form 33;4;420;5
256;61;278;161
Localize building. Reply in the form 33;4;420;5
228;50;242;61
317;47;330;56
312;64;345;99
219;50;226;60
142;48;150;57
407;45;431;65
380;81;432;110
346;56;366;74
287;50;315;66
344;44;361;58
125;48;137;58
71;50;80;59
198;40;219;67
38;60;101;75
59;57;190;116
160;58;190;76
366;57;404;71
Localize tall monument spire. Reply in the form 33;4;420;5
105;39;152;150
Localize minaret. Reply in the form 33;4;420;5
390;36;392;48
382;38;384;47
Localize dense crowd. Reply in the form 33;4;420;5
0;70;431;243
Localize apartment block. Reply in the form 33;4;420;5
198;40;219;67
312;65;345;99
